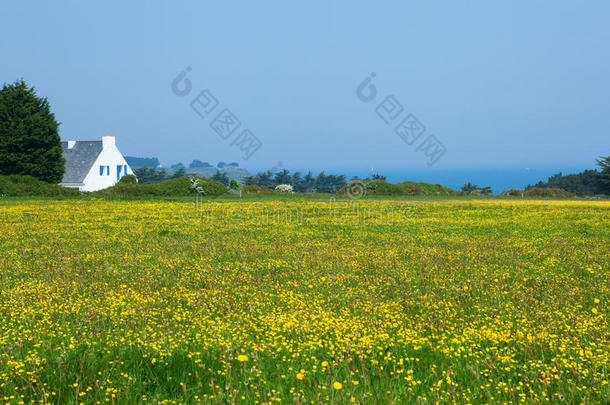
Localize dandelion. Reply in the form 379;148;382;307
333;382;342;390
237;354;248;362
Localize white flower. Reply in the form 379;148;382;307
189;176;204;195
275;184;294;193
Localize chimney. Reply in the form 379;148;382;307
102;133;115;148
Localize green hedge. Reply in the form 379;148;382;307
362;179;405;195
242;185;273;194
0;175;81;197
337;180;456;196
94;176;227;197
396;181;456;196
523;187;575;198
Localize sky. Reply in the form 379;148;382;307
1;1;609;176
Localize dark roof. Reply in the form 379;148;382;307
61;141;103;183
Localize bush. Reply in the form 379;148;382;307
363;180;404;195
241;185;272;195
118;174;137;184
396;181;456;196
95;176;227;197
523;187;575;198
275;184;294;193
395;181;420;195
337;180;403;196
229;179;240;191
0;175;80;197
337;180;456;196
500;189;524;196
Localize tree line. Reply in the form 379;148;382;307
526;157;610;196
243;169;347;193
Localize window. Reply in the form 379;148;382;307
100;165;104;175
106;166;110;175
117;165;122;180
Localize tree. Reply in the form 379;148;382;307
0;79;64;183
527;168;606;196
133;167;167;184
189;160;212;168
597;156;610;194
461;182;492;195
229;178;242;197
273;169;291;185
210;170;229;187
171;167;186;178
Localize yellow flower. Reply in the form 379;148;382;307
296;373;304;380
333;382;342;390
592;308;598;315
237;354;248;362
321;361;328;367
594;298;600;304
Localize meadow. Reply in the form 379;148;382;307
0;197;608;404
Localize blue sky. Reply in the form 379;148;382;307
1;1;609;174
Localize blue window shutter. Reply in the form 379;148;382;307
117;165;122;180
124;165;128;174
100;165;104;175
106;166;110;175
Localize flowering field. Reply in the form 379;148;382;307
0;198;608;404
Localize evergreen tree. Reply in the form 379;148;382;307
189;160;212;168
133;167;167;184
597;156;610;194
210;170;230;187
0;79;64;183
171;167;187;178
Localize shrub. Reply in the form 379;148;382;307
229;179;240;191
396;181;456;196
500;188;524;196
0;175;80;197
118;174;137;184
95;177;227;197
242;185;272;195
275;184;294;193
363;180;404;195
524;187;575;198
337;180;456;196
395;181;421;195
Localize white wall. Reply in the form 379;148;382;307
80;136;134;192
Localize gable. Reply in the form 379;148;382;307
61;141;103;183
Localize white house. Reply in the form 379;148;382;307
60;134;135;192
